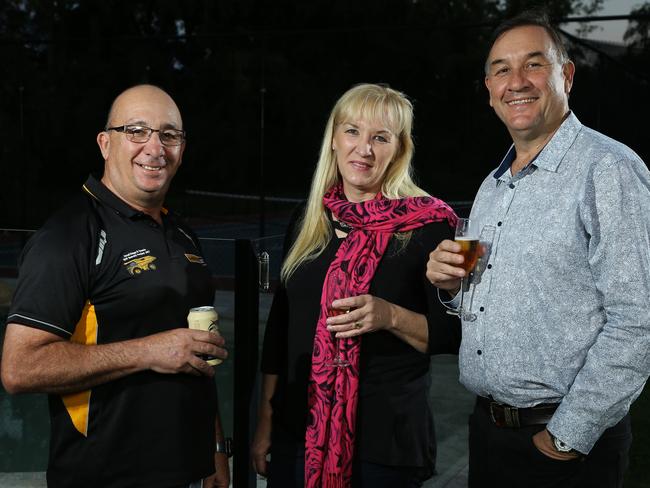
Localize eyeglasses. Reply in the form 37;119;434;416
106;124;186;146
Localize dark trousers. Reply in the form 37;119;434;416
267;429;424;488
468;399;632;488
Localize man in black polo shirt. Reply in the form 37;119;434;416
1;85;230;488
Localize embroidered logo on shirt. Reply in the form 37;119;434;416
123;249;157;275
185;253;206;265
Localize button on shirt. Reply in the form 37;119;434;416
459;113;650;454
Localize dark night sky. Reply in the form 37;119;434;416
0;1;648;228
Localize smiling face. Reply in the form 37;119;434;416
485;25;574;143
97;85;185;212
332;118;398;202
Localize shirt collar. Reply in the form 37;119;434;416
82;174;169;220
493;145;517;180
493;112;583;180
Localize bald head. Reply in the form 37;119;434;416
97;84;186;219
105;84;183;130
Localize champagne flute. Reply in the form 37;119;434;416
326;306;350;368
463;225;496;322
449;218;480;319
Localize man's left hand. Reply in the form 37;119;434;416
532;429;580;461
202;452;230;488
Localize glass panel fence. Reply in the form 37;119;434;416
0;229;49;473
198;236;237;441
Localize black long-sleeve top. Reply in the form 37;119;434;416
261;210;460;469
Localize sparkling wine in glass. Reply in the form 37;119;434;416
462;225;496;322
450;218;480;318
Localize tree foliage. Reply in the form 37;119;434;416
0;0;647;228
625;2;650;49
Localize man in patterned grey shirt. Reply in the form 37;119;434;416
427;10;650;488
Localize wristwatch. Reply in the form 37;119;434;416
216;437;233;457
550;434;574;454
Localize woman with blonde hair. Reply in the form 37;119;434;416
252;83;460;488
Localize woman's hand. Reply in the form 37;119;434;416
251;374;277;478
202;452;230;488
251;416;272;477
327;295;395;338
327;295;429;352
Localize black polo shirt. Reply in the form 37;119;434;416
8;175;217;488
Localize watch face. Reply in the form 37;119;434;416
553;437;572;453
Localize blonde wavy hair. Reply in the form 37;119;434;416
281;83;429;281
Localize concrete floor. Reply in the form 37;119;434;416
423;355;473;488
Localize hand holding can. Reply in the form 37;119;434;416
187;306;223;366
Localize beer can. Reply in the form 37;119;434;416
187;306;222;366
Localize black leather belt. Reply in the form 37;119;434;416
477;396;558;428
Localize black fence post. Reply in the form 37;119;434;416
233;239;259;488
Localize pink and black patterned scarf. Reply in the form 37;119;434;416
305;184;457;488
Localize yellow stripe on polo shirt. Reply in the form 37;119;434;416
61;301;98;437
